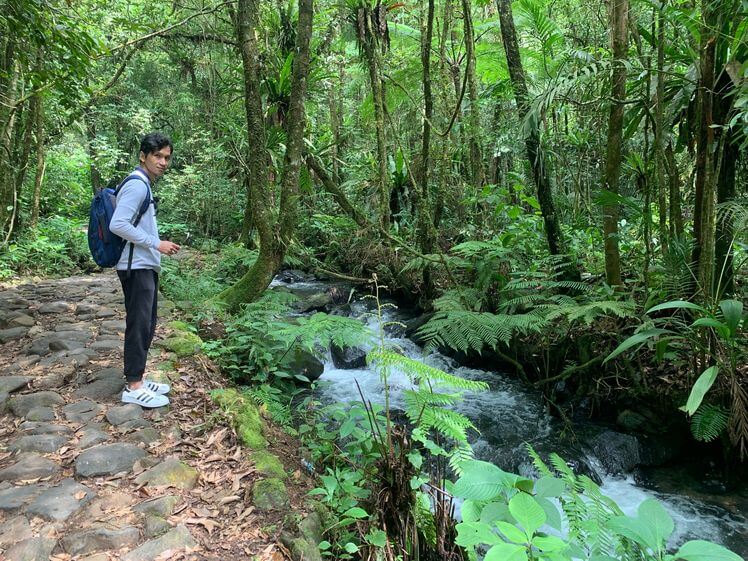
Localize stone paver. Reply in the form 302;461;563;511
0;274;203;559
75;443;148;477
25;478;95;521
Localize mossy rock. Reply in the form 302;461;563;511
166;320;193;333
250;451;287;480
252;478;289;511
211;389;267;450
156;333;202;357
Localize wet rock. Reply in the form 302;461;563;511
0;483;47;511
276;269;313;283
293;292;332;313
8;434;68;454
105;403;143;426
0;326;30;343
134;457;198;490
279;346;324;382
26;478;95;521
144;514;171;538
61;526;140;556
403;313;434;345
589;430;641;474
63;399;105;423
121;524;196;561
134;494;180;517
18;422;71;435
8;391;63;417
0;376;31;394
331;344;367;369
78;427;110;448
0;515;32;545
75;443;147;477
4;536;56;561
38;301;73;313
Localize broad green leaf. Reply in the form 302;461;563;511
604;328;672;363
608;515;657;550
455;521;503;547
508;493;546;536
343;507;368;519
365;529;387;547
495;521;527;544
647;300;707;314
680;366;719;415
639;498;674;545
484;542;528;561
461;499;481;523
481;501;510;525
344;542;359;553
532;535;568;552
691;318;730;339
674;540;743;561
536;497;563;530
534;476;565;498
453;460;516;500
719;299;743;337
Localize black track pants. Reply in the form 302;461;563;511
117;269;159;384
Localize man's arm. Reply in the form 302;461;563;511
109;180;160;249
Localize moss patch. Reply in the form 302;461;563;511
250;451;287;480
156;332;202;357
252;478;289;511
166;320;193;332
211;389;267;450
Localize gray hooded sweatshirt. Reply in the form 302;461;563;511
109;168;161;272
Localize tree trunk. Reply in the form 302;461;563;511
0;38;19;234
691;0;717;300
665;142;684;238
219;0;313;310
654;3;668;256
359;7;390;230
461;0;484;189
30;92;45;227
601;0;628;287
496;0;575;275
239;172;254;248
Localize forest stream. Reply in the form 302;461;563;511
276;277;748;557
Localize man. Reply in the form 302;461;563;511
110;132;180;408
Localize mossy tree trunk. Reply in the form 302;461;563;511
601;0;628;287
219;0;313;310
496;0;577;278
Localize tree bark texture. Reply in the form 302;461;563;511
461;0;484;189
0;37;19;234
654;3;668;256
30;95;45;228
601;0;628;287
496;0;573;267
220;0;313;310
691;0;717;299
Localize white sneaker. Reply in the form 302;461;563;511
122;387;169;408
143;380;171;395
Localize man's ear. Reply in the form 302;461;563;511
139;151;146;164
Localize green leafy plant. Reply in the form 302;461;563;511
452;450;743;561
605;298;747;457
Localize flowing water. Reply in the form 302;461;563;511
277;280;747;556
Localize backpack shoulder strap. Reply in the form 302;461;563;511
114;170;152;227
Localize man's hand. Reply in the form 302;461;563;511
158;240;181;256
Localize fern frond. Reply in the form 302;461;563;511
369;350;488;392
691;404;729;442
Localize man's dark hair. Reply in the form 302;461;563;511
139;132;173;156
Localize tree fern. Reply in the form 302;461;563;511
691;404;729;442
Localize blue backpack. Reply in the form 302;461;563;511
88;172;151;268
